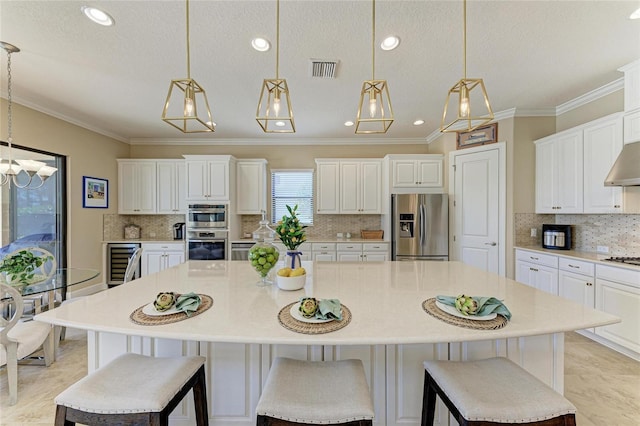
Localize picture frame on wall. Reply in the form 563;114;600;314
456;122;498;149
82;176;108;208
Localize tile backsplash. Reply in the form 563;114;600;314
241;215;383;239
515;213;640;256
103;214;185;241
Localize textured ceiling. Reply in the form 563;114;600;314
0;0;639;144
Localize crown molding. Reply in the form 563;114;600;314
128;137;428;146
555;77;624;115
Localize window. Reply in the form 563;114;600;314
0;144;66;269
271;169;313;225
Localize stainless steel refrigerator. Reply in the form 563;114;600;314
391;193;448;261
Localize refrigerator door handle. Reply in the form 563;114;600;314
419;204;425;245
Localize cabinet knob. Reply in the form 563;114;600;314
586;282;593;286
530;267;538;272
530;256;539;260
614;205;620;208
568;264;579;269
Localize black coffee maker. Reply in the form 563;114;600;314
173;222;186;240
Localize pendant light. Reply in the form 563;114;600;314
162;0;215;133
355;0;394;134
0;41;57;189
440;0;493;133
256;0;295;133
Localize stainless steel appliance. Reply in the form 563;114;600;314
230;241;254;261
187;229;227;260
603;256;640;266
107;243;141;285
542;224;571;250
604;141;640;186
391;193;448;261
173;222;185;240
187;204;227;229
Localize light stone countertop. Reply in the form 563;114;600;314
230;238;388;244
515;246;640;272
36;260;619;346
103;239;186;244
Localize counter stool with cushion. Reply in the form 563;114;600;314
256;357;374;426
421;357;576;426
54;353;208;425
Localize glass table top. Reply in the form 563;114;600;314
4;268;100;297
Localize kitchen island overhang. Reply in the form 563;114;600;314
35;261;619;426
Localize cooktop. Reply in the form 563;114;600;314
603;257;640;266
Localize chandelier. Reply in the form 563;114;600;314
162;0;215;133
0;41;57;189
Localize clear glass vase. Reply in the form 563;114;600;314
249;216;279;286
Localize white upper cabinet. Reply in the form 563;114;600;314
623;109;640;144
535;130;583;214
156;160;187;214
535;113;624;214
236;159;267;215
619;59;640;112
388;155;444;190
118;160;157;214
316;159;382;214
339;160;382;214
315;160;340;214
184;155;235;202
582;115;623;213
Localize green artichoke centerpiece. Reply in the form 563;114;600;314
454;294;478;316
154;292;177;312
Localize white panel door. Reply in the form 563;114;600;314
556;131;583;213
453;148;500;274
340;161;360;213
392;160;418;187
208;161;229;200
316;161;340;213
360;160;382;213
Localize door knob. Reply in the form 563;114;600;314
484;242;497;246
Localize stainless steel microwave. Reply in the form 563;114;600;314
187;204;227;229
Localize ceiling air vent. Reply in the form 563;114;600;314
309;59;339;79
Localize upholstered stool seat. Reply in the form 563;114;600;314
422;357;576;426
256;357;374;425
55;353;208;425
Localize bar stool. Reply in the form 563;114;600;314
256;357;374;426
54;353;208;425
421;357;576;426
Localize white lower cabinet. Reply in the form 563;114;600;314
515;250;558;295
337;242;390;262
141;243;185;276
558;258;595;332
311;242;337;262
595;265;640;355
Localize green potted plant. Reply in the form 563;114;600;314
0;248;55;286
275;204;307;269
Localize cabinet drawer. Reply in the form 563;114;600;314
142;242;185;251
596;264;640;288
363;243;388;252
311;243;336;251
336;243;362;252
515;250;558;268
559;257;594;276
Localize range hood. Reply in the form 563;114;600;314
604;141;640;186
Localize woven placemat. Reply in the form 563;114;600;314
422;298;508;330
130;294;213;326
278;302;352;334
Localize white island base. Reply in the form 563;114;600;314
38;261;617;426
88;328;564;426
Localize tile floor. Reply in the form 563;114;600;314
1;330;639;425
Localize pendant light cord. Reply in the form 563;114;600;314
276;0;280;79
6;48;13;161
371;0;375;80
462;0;467;80
186;0;191;79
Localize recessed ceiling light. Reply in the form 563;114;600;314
344;121;354;127
631;7;640;19
81;6;115;26
413;119;425;126
380;36;400;51
251;37;271;52
275;121;285;127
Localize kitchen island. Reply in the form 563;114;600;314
36;261;619;426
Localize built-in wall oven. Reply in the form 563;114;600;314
187;229;227;260
187;204;227;229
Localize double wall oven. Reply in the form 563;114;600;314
187;204;228;260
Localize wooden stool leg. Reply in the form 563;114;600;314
421;371;437;426
54;405;74;425
193;365;209;426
